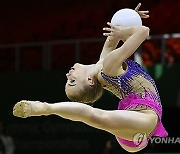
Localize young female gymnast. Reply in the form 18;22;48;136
13;3;168;153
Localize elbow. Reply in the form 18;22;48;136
144;27;150;37
142;26;150;38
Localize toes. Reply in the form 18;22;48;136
13;101;28;118
13;102;22;117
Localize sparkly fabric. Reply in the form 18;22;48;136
101;59;161;106
100;59;168;147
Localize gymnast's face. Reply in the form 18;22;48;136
65;63;88;96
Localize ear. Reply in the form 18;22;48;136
87;77;94;86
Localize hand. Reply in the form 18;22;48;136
135;3;149;18
103;22;125;41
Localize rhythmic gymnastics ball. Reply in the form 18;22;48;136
111;8;142;26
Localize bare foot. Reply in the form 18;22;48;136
13;100;48;118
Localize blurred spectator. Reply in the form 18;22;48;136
141;49;154;66
0;122;15;154
165;46;175;66
142;41;160;66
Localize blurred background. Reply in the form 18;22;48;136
0;0;179;153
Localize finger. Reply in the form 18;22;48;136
103;32;113;37
103;27;114;32
107;22;115;28
142;15;150;18
135;3;141;11
138;10;149;14
141;14;150;18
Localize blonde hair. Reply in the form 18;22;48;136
66;79;103;105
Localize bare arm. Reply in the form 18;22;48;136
102;24;149;76
99;3;149;61
99;36;121;60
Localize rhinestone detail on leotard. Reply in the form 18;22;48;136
101;59;161;107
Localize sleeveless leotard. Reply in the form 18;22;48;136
101;59;168;147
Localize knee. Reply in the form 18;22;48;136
145;111;158;134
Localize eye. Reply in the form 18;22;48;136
70;79;75;83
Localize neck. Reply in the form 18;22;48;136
87;64;106;87
88;64;102;77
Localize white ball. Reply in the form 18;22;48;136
111;8;142;27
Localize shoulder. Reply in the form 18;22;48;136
102;60;128;77
98;61;128;85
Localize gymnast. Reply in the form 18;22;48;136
13;3;168;153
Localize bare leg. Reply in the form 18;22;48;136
13;101;158;152
13;100;158;136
